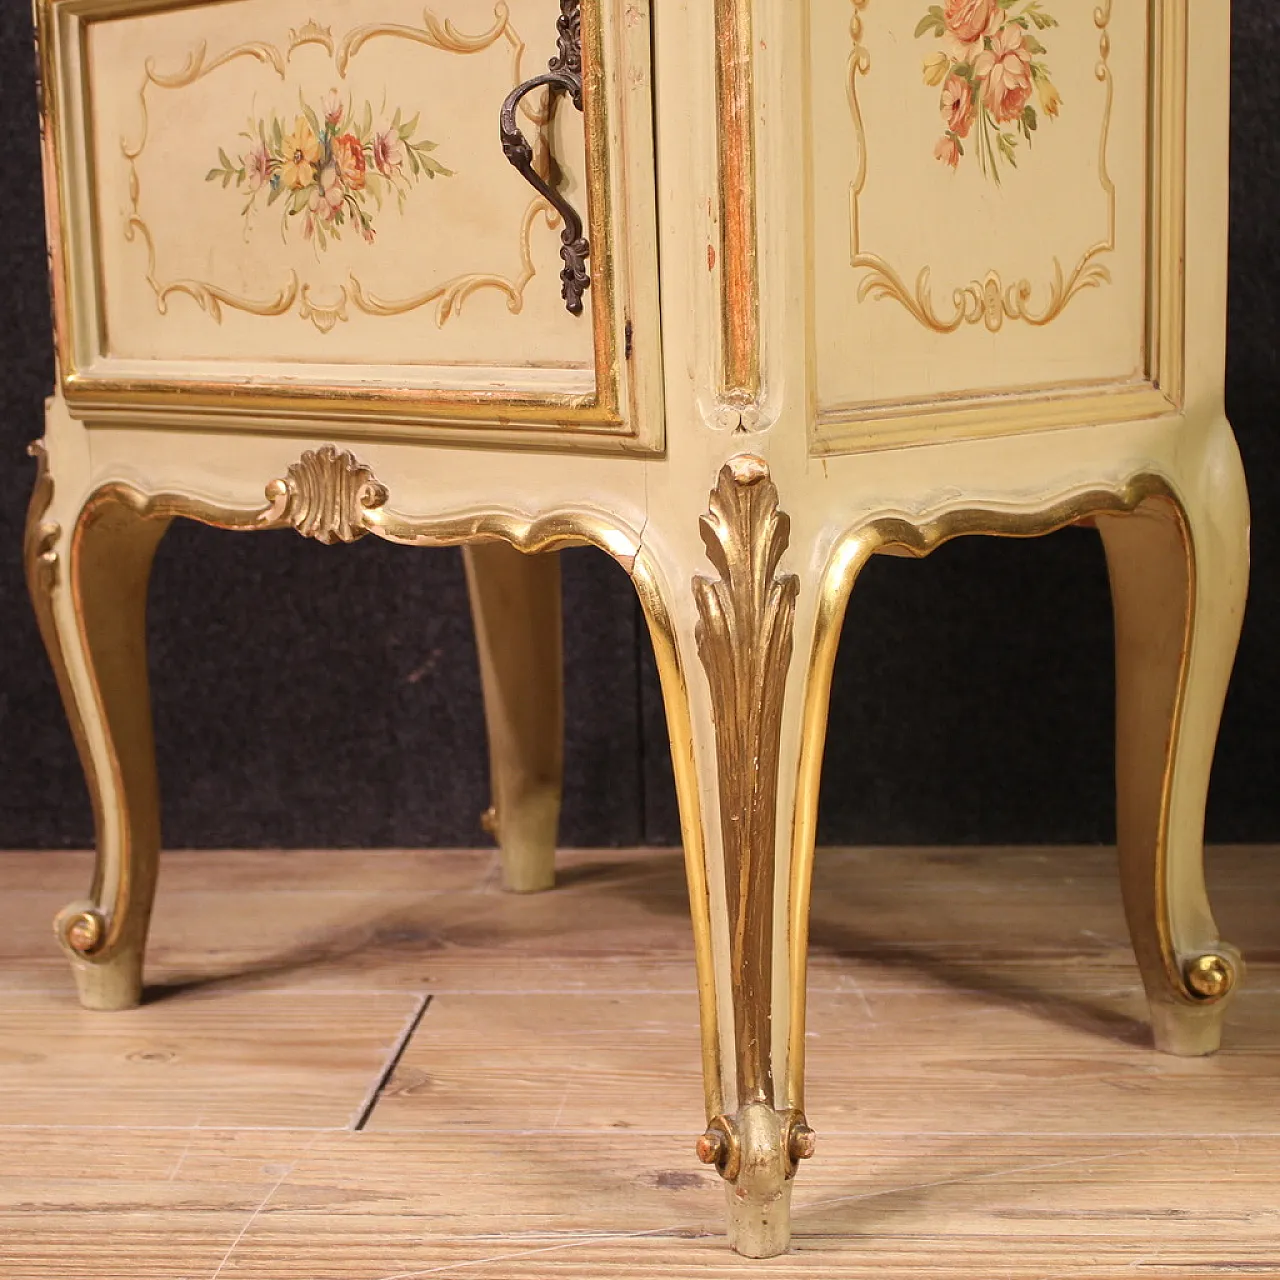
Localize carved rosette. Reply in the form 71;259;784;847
267;444;389;544
693;456;812;1186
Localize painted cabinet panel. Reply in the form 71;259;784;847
42;0;661;448
806;0;1186;451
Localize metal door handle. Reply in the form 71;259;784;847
499;0;590;315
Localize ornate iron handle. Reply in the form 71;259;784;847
500;0;590;315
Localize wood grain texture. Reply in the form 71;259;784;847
1;846;1277;1276
0;989;423;1128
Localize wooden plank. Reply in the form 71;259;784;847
0;847;500;893
0;990;423;1128
367;988;1280;1137
10;1130;1274;1279
4;847;1274;976
365;993;706;1132
4;849;1275;999
5;1130;1279;1278
1;847;1278;1277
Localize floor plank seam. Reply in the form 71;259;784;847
353;994;433;1132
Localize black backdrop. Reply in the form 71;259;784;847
1;5;1275;851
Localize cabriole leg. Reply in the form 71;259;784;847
637;458;818;1258
1096;432;1250;1056
463;542;563;893
27;454;171;1011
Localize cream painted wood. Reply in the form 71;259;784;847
27;0;1248;1258
463;543;563;893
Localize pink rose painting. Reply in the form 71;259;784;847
916;0;1061;182
206;93;452;247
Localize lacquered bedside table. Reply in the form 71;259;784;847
27;0;1248;1256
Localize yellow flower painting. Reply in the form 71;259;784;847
207;91;452;246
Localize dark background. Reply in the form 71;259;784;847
1;5;1275;852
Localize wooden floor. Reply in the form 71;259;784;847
2;845;1278;1278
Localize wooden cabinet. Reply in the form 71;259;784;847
40;0;662;448
27;0;1249;1258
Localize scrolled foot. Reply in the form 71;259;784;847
1184;951;1239;1002
54;901;144;1011
696;1103;815;1258
1150;947;1243;1057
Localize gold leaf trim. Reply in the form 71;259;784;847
266;444;389;544
848;0;1115;333
714;0;761;404
693;456;799;1104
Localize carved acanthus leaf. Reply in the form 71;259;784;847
267;444;388;544
693;456;798;1103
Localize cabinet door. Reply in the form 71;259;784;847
805;0;1186;453
39;0;661;451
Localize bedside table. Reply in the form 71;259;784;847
27;0;1247;1256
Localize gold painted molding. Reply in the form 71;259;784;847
715;0;762;405
783;472;1239;1109
847;0;1115;334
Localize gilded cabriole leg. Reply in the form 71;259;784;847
661;456;816;1259
787;457;1248;1075
1096;436;1249;1057
27;451;171;1011
463;543;564;893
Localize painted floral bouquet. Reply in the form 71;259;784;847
917;0;1062;182
207;91;451;247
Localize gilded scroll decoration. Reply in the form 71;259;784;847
849;0;1115;332
124;5;561;333
266;444;389;544
24;441;61;600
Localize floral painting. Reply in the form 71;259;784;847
206;91;452;246
917;0;1062;182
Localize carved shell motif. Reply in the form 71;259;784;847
267;444;389;544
